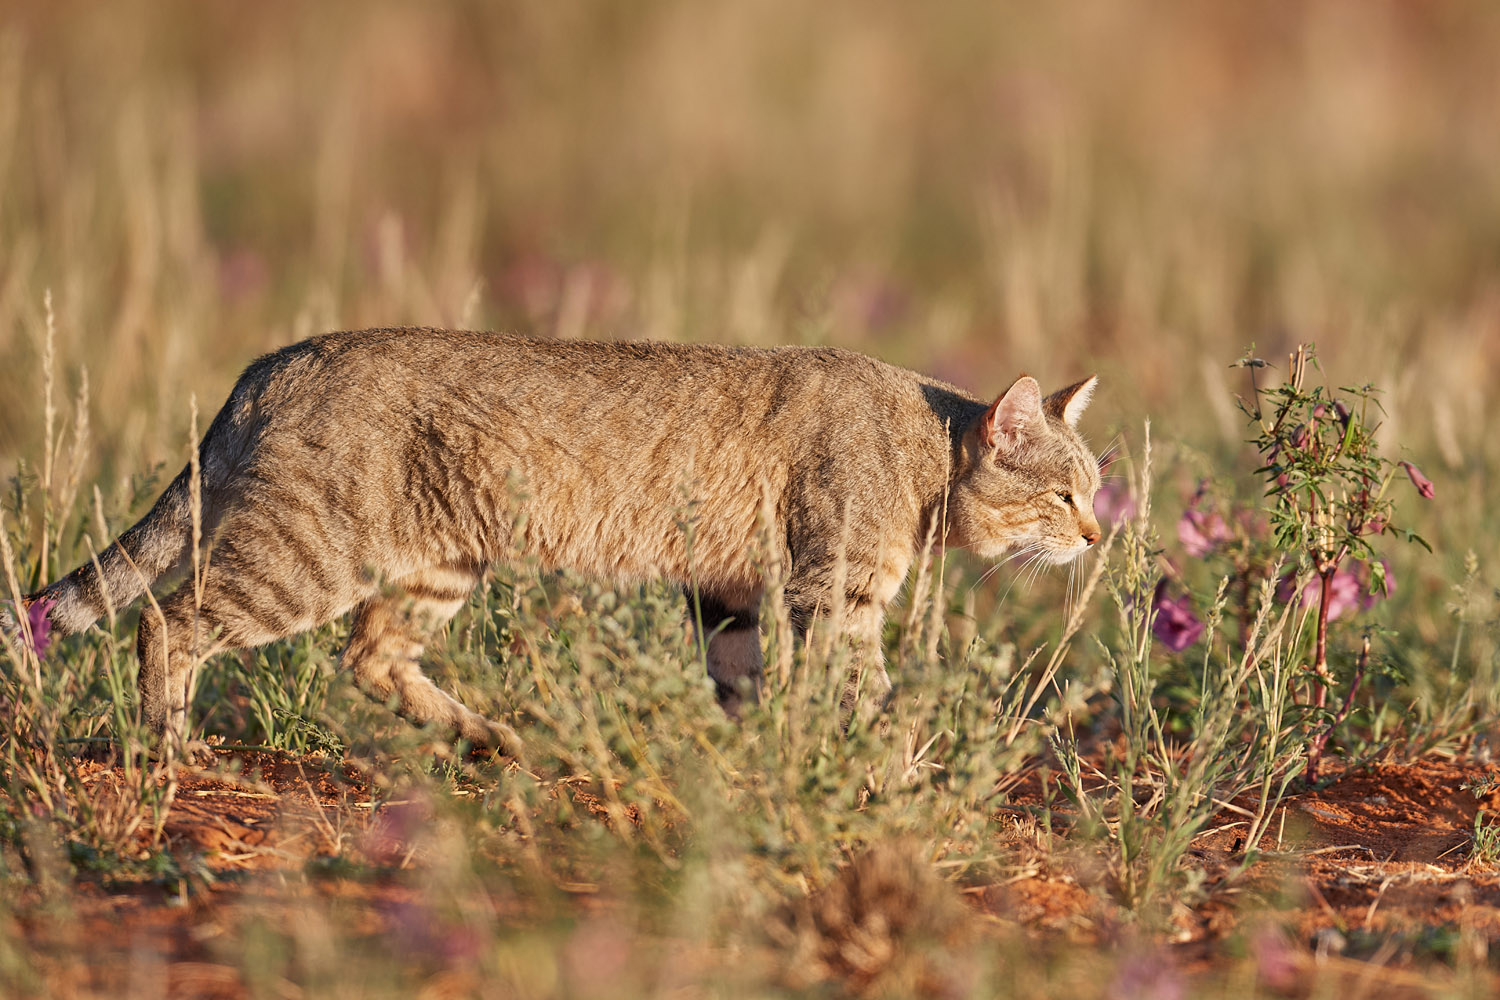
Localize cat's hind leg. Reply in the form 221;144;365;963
342;566;523;759
136;555;328;762
685;588;764;716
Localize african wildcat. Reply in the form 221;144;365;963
9;328;1102;758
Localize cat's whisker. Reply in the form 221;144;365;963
968;543;1045;596
1036;552;1056;584
1096;435;1124;468
971;562;1005;591
1020;551;1052;592
996;550;1048;608
991;544;1052;605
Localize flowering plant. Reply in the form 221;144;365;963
1139;346;1432;782
1234;344;1431;781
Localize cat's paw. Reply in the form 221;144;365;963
148;736;218;769
457;715;527;767
180;739;218;768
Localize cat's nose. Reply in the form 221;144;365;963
1083;528;1101;546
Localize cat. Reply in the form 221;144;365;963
6;328;1102;760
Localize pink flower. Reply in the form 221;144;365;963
562;917;635;997
1152;583;1204;652
361;795;434;865
1276;561;1393;623
381;897;483;964
1107;946;1184;1000
1178;509;1230;557
26;597;55;658
1177;487;1231;557
1094;480;1136;526
1264;443;1290;489
1323;569;1362;621
1235;507;1269;540
1401;461;1434;499
1249;926;1299;992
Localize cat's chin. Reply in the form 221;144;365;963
1043;544;1089;566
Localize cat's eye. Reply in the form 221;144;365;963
1056;491;1074;506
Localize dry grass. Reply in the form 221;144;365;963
2;1;1499;997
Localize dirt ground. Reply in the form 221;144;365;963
982;754;1500;996
10;751;1500;998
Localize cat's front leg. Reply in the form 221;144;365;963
836;597;893;728
786;554;900;728
785;579;894;728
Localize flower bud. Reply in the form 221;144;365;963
1400;461;1435;500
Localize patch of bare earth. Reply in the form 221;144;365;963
12;751;1500;997
982;755;1500;995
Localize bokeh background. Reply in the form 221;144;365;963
6;6;1500;994
1;0;1496;571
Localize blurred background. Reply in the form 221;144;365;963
8;6;1500;991
0;0;1496;549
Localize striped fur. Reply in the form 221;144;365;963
24;329;1101;755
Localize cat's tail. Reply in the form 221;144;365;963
18;466;198;639
13;399;249;643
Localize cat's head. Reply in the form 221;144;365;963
946;375;1102;564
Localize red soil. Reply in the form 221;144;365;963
10;751;1500;997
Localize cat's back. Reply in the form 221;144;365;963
239;327;961;431
210;329;975;580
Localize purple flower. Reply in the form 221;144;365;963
1249;926;1299;992
1094;480;1136;526
381;897;483;964
1276;561;1393;623
1107;947;1184;1000
1178;508;1230;557
1401;461;1435;499
1152;583;1204;652
1323;568;1362;621
26;597;55;658
1177;487;1231;557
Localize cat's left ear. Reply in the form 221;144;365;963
981;375;1045;453
1043;376;1098;429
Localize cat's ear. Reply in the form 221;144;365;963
1044;376;1098;429
981;375;1045;453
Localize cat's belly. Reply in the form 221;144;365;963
510;496;765;593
